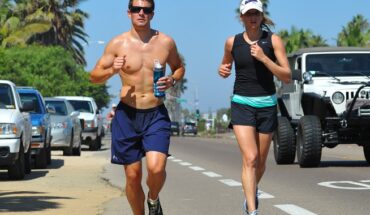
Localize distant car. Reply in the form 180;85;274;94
45;98;82;156
170;121;180;136
182;122;197;136
0;80;33;180
17;87;52;169
56;96;103;151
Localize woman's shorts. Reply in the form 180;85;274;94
111;102;171;165
229;101;277;133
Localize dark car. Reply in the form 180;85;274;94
182;122;197;136
170;121;180;136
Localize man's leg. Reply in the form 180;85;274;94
146;151;167;200
124;161;145;215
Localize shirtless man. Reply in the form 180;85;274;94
90;1;185;214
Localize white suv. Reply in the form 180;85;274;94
0;80;33;179
56;96;103;150
274;47;370;167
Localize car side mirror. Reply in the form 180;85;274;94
46;105;56;114
21;101;34;112
71;111;80;117
292;69;302;81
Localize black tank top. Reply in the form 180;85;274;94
231;31;276;97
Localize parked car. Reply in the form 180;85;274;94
56;96;103;150
274;47;370;167
17;87;52;169
182;122;197;136
45;98;82;156
0;80;33;179
170;121;180;136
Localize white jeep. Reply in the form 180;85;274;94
0;80;33;179
274;47;370;167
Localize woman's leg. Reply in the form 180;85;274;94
233;125;258;212
256;132;273;183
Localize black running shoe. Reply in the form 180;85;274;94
147;198;163;215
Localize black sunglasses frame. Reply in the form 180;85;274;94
129;6;154;14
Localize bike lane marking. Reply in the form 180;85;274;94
318;180;370;190
275;204;317;215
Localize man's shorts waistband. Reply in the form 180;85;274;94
117;102;166;113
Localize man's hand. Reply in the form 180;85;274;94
113;56;126;74
156;76;175;92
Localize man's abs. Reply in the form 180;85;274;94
119;85;163;109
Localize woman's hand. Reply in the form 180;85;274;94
219;63;232;78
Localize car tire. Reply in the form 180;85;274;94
35;144;48;169
63;132;74;156
47;138;52;165
25;145;32;174
296;116;322;167
8;143;25;180
73;133;82;156
363;145;370;163
273;117;296;164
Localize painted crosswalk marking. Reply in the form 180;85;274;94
275;204;317;215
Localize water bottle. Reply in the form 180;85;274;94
153;59;165;97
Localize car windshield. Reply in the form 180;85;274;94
68;100;93;113
19;93;41;113
306;53;370;77
46;101;67;116
0;84;15;109
185;122;196;127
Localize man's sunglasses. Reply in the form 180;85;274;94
129;6;154;14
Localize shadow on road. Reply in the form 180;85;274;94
0;191;73;212
320;160;370;168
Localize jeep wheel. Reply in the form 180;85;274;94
363;145;370;163
273;117;296;164
297;116;322;167
8;143;25;180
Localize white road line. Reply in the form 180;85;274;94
275;204;317;215
360;180;370;183
167;157;175;160
258;190;275;199
189;166;205;171
202;172;222;178
219;179;242;187
172;159;182;162
179;162;192;166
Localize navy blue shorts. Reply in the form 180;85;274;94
229;101;277;133
111;102;171;165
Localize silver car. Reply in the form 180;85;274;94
45;98;82;156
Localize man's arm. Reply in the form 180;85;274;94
167;39;185;84
90;39;124;84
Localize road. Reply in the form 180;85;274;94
1;134;369;215
103;134;370;215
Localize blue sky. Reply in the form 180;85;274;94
80;0;370;113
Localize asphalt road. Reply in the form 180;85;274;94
102;134;370;215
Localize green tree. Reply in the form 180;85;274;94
1;0;89;65
0;0;51;47
337;14;370;47
278;26;328;53
0;45;109;109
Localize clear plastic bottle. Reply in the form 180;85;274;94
153;59;165;97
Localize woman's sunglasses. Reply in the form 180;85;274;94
129;6;154;14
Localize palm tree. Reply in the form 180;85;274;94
278;26;328;54
0;0;51;47
337;14;370;47
1;0;89;65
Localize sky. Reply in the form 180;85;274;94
80;0;370;114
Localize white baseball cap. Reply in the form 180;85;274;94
240;0;263;14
